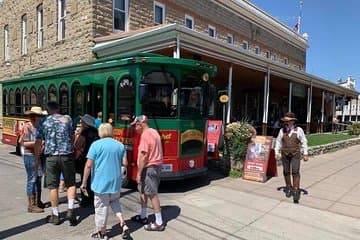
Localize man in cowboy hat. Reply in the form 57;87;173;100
274;112;309;203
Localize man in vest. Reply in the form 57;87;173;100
275;112;309;203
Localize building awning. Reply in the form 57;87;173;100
93;24;359;98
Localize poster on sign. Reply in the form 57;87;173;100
243;135;276;182
206;120;222;160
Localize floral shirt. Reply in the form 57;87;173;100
36;114;73;155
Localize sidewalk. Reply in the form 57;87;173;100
0;143;359;239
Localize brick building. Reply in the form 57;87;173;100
0;0;358;134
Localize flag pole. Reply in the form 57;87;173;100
297;0;303;34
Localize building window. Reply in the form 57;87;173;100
154;1;165;25
284;57;289;65
21;15;27;55
254;46;260;55
4;25;9;61
185;15;194;29
272;53;277;61
37;4;44;48
208;25;216;38
242;41;248;50
113;0;128;32
58;0;66;40
227;34;233;44
266;51;270;59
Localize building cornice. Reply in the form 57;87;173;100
214;0;308;50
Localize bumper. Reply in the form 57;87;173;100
160;167;208;181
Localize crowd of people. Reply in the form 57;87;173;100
19;101;166;239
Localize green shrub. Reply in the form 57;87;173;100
348;123;360;135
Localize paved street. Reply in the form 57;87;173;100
0;143;360;239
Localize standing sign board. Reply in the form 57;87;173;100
243;136;277;182
207;120;222;160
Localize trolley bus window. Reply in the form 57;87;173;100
30;87;37;106
22;88;29;114
37;86;46;110
48;84;57;102
15;88;21;115
9;89;15;115
180;76;204;118
117;75;135;122
3;90;7;116
59;83;69;114
140;71;177;118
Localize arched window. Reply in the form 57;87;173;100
59;83;69;114
3;90;8;116
38;86;46;110
15;88;21;115
30;86;37;106
117;75;135;122
48;84;57;102
22;88;29;113
9;89;15;115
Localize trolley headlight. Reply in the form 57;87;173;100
202;73;209;82
188;159;195;168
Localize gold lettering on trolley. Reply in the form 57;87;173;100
180;129;203;144
161;133;172;142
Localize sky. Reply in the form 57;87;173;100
249;0;360;91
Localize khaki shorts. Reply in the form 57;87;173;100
45;155;75;189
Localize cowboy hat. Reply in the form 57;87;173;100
24;106;44;116
281;112;298;122
80;114;96;128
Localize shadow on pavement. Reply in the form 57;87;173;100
109;205;181;239
0;217;48;239
158;169;226;193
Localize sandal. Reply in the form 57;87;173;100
130;215;148;224
144;222;165;231
90;231;108;239
121;224;130;239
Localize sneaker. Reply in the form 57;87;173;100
285;186;292;198
144;222;165;231
47;214;60;225
91;231;108;240
66;208;77;226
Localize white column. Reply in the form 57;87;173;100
356;98;359;122
262;68;270;124
226;64;233;123
306;82;312;123
173;34;180;58
342;96;345;123
288;81;292;112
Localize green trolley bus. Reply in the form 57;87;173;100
2;52;217;184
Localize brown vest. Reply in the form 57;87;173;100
281;127;300;155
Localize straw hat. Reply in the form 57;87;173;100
24;106;44;116
80;114;95;128
281;112;297;122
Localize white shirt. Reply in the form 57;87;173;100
274;126;308;156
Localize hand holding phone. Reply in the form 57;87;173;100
81;187;89;197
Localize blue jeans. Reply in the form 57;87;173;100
23;154;38;196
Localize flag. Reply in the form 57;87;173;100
293;16;301;33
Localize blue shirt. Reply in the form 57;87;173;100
94;118;102;129
86;138;126;194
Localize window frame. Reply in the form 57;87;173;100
113;0;128;32
254;46;260;55
242;41;248;50
4;25;9;61
185;14;194;29
266;50;271;59
21;14;27;55
284;57;289;65
208;25;216;38
57;0;66;41
227;34;234;45
154;1;165;25
37;4;44;48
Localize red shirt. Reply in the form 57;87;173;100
138;128;163;167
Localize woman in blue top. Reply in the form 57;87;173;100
80;123;129;239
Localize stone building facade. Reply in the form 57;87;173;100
0;0;305;81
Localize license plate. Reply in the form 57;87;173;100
161;164;173;172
